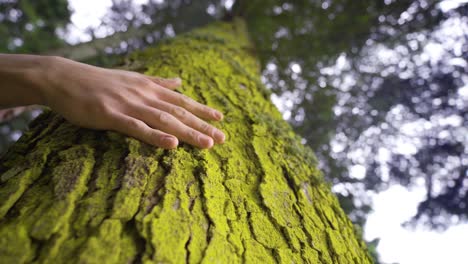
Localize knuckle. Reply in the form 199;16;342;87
135;76;153;90
125;118;141;129
152;77;165;85
158;111;172;124
152;92;162;101
143;78;154;88
96;101;112;115
137;74;150;83
112;92;127;102
187;129;198;141
204;106;214;115
201;122;211;133
179;95;192;106
172;106;187;119
147;131;161;144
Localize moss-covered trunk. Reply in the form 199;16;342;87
0;20;371;263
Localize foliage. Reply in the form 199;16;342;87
0;0;70;53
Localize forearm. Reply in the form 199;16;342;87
0;54;50;108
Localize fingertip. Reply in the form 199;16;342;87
171;77;182;87
214;130;225;144
161;77;182;90
213;110;224;120
207;139;214;149
199;136;214;149
162;136;179;149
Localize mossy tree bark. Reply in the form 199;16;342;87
0;20;372;263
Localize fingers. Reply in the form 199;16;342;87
111;112;179;149
151;99;225;144
146;75;223;121
157;88;224;121
114;74;225;149
148;76;181;90
130;104;215;149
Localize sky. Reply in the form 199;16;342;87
67;0;468;263
366;185;468;264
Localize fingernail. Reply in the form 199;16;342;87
213;111;223;120
199;136;214;148
163;136;178;148
215;130;225;143
170;77;182;85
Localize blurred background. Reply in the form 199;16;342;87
0;0;466;263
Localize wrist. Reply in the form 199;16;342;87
0;54;59;107
33;56;65;106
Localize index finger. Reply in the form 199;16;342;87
157;89;224;121
147;76;182;90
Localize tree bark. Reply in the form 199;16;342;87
0;19;371;263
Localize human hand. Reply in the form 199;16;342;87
40;57;225;149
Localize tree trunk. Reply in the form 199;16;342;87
0;19;371;263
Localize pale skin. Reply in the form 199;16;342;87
0;54;226;149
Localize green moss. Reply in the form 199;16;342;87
0;146;51;218
0;223;33;263
32;145;95;240
110;139;158;221
249;212;288;249
73;141;126;232
78;219;123;264
327;229;347;255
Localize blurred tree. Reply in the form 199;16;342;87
0;0;70;53
311;3;468;230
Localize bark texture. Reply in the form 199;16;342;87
0;20;372;263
